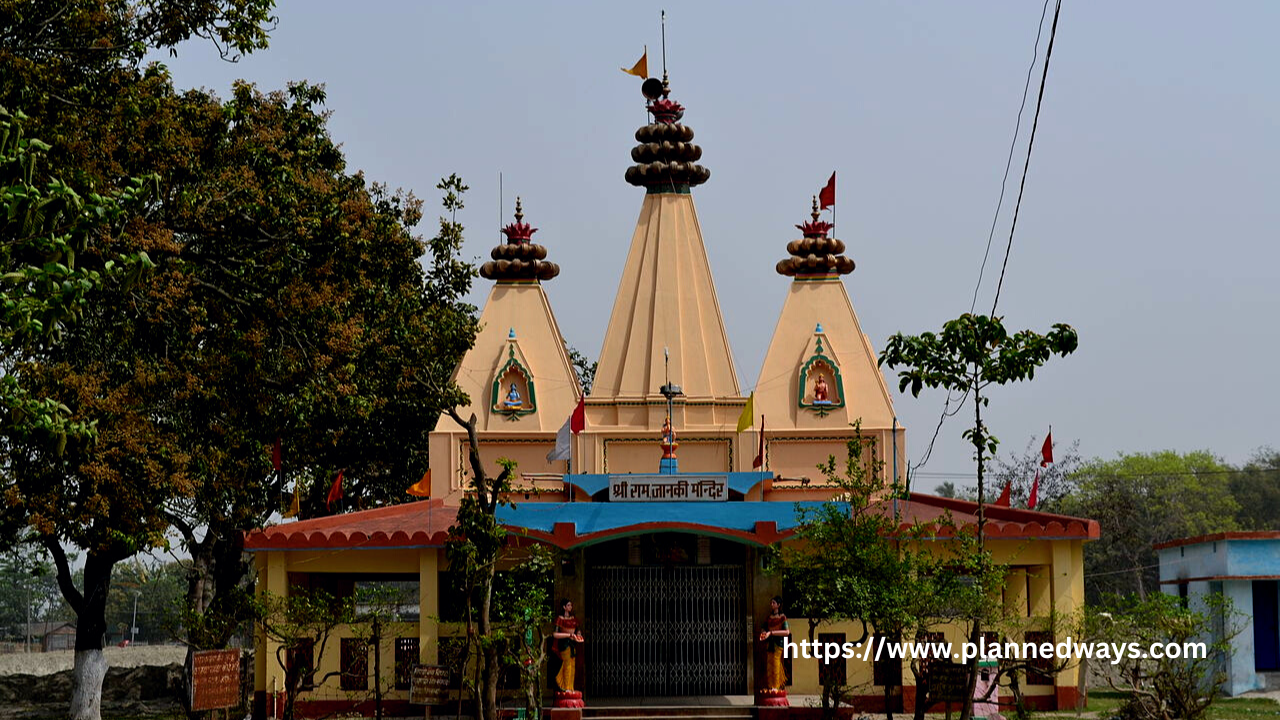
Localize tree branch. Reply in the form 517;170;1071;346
41;536;84;614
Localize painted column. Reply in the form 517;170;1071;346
1051;540;1085;708
420;549;440;667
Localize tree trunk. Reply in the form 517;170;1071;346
66;549;118;720
70;650;108;720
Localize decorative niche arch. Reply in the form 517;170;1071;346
797;324;846;418
491;329;537;418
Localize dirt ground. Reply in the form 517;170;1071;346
0;645;187;676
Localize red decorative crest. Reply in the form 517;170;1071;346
795;219;833;237
648;98;685;124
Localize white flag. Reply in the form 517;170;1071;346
547;414;572;462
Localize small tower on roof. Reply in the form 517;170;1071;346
754;197;903;483
429;199;580;501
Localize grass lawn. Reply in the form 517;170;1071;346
1034;690;1280;720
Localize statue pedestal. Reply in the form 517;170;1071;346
659;457;679;474
553;691;585;709
755;688;789;707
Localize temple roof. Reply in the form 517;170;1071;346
243;492;1096;552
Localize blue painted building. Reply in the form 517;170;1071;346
1157;532;1280;695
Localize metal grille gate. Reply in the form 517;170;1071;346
587;565;745;696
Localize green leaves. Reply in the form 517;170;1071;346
879;313;1078;398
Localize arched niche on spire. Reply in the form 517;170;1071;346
491;328;537;419
797;323;846;418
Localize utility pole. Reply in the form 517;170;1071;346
130;590;141;644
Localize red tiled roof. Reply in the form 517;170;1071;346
883;493;1099;540
244;499;457;551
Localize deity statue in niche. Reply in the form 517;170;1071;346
813;375;831;404
503;382;523;408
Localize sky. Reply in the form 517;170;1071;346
152;1;1279;489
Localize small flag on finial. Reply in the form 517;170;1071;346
622;47;648;77
819;172;836;210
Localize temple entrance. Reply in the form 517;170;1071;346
587;564;747;696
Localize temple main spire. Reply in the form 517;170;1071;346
593;93;739;403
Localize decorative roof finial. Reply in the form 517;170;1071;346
481;198;561;282
776;197;855;277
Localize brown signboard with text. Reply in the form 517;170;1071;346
410;665;450;705
190;648;241;711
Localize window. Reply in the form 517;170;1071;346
287;639;316;691
817;632;846;687
873;633;902;687
340;638;369;691
1024;631;1054;685
396;637;421;690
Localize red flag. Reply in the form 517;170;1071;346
1028;468;1040;510
271;437;282;471
1040;432;1054;467
570;395;586;435
818;172;836;210
752;415;765;469
326;469;344;509
993;481;1011;507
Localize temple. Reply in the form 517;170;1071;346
248;76;1097;718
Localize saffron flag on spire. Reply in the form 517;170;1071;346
406;470;431;498
752;415;766;469
1041;431;1054;467
818;172;836;210
326;469;344;510
993;481;1012;507
622;48;648;77
736;393;755;433
1028;468;1040;510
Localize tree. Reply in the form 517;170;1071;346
257;587;355;720
444;442;515;720
1087;592;1241;720
933;481;957;499
988;436;1083;513
566;345;597;396
103;558;186;644
0;540;66;645
1229;448;1280;530
3;6;479;717
0;107;151;454
773;427;906;717
879;312;1078;720
1057;451;1237;600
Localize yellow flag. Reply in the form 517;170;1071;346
283;482;300;518
736;392;755;433
621;48;648;78
406;470;431;498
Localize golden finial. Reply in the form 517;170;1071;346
515;196;524;224
811;195;820;223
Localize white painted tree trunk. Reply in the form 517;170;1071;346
69;649;107;720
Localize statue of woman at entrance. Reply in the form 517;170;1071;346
553;598;585;692
758;596;790;690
